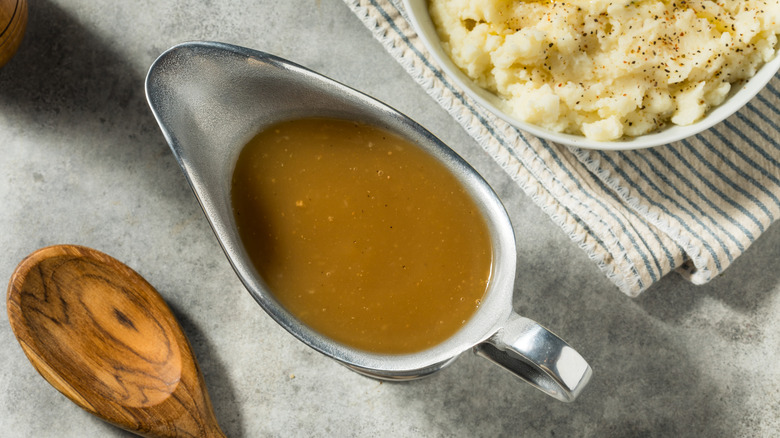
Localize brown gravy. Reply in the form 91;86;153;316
231;118;492;354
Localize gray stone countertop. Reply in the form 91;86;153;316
1;1;778;437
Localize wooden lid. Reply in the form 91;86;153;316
0;0;27;68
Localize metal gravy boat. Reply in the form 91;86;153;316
145;41;591;402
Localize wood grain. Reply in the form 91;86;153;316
7;245;225;438
0;0;27;68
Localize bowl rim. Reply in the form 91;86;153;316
402;0;780;151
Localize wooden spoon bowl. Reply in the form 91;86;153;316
0;0;27;68
7;245;225;438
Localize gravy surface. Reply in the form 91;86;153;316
231;118;492;354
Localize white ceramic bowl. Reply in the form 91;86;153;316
403;0;780;150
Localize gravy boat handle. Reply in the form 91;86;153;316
475;312;592;402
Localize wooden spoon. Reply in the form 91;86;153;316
0;0;27;68
6;245;226;438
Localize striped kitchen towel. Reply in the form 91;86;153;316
343;0;780;296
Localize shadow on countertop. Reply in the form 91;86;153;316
0;1;245;436
390;211;780;436
636;220;780;320
0;0;148;127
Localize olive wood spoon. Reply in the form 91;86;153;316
6;245;226;438
0;0;28;68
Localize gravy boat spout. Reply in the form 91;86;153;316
145;41;590;401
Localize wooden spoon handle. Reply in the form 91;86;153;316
7;245;225;438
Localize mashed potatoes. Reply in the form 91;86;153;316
429;0;780;140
